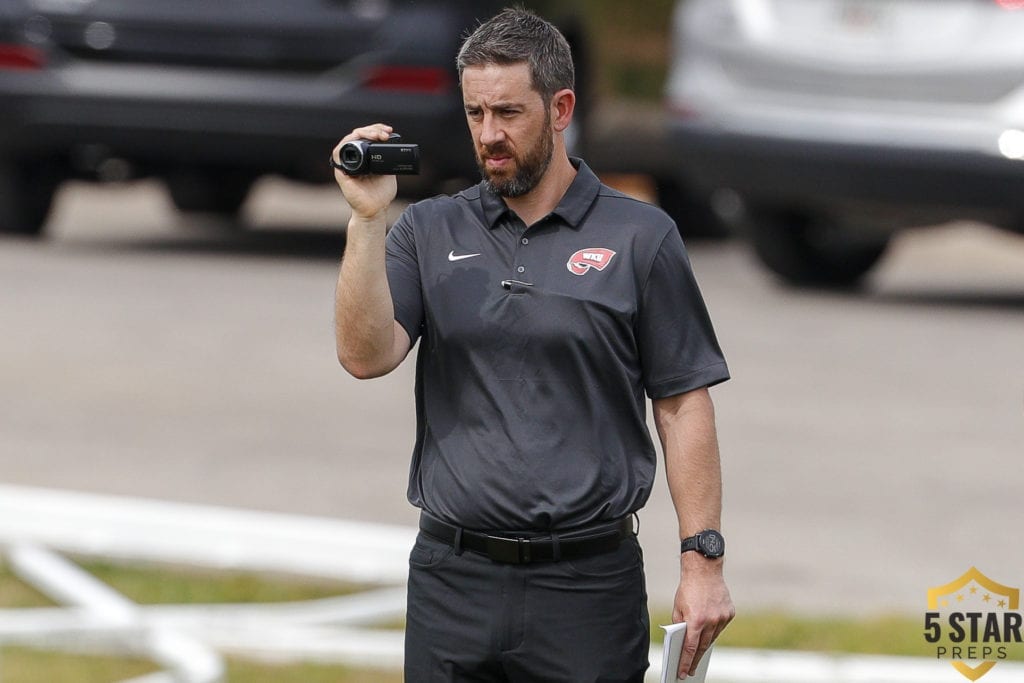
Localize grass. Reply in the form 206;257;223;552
651;610;1024;662
0;648;158;683
225;660;402;683
0;554;367;607
0;557;400;682
81;559;362;605
684;611;932;657
0;560;52;609
0;649;404;683
5;558;1023;679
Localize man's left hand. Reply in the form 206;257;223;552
672;556;734;679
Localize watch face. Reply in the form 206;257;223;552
699;530;725;558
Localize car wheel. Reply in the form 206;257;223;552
747;207;890;287
0;159;61;237
166;168;255;216
655;177;730;240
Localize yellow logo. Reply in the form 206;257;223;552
925;567;1022;680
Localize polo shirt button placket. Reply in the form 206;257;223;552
503;225;533;289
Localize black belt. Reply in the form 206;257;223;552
418;512;633;564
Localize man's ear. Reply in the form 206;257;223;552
550;88;576;132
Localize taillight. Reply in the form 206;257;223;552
363;65;452;95
995;0;1024;9
0;43;46;70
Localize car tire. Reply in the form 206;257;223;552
747;207;890;287
166;168;255;216
655;177;730;240
0;159;61;237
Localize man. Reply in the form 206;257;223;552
333;8;733;681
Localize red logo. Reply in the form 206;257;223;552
567;248;617;276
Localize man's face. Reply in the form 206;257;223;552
461;62;554;198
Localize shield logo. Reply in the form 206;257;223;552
927;567;1020;681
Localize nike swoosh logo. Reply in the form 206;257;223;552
448;251;481;262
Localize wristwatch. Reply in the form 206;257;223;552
680;529;725;559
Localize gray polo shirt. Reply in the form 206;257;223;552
384;159;729;531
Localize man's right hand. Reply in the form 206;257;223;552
332;123;399;222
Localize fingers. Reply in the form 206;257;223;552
677;624;711;679
710;608;734;644
677;610;735;678
677;623;702;679
692;627;716;676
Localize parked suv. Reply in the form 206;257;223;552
665;0;1024;286
0;0;586;236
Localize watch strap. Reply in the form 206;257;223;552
680;535;701;554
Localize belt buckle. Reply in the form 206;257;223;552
485;535;531;564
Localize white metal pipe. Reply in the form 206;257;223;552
5;544;225;683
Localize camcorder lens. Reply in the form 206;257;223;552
341;145;363;170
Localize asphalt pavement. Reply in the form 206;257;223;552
2;178;1023;617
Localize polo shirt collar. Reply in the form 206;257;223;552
480;157;600;230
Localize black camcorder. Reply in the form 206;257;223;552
331;133;420;176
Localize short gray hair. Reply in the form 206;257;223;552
456;7;575;102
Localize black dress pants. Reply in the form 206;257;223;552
404;530;650;682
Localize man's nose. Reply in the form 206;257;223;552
479;114;505;147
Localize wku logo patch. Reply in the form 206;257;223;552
566;248;617;276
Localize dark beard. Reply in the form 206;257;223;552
477;116;554;198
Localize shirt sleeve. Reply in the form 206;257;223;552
385;209;424;344
637;228;730;398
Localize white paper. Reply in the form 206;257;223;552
660;622;713;683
